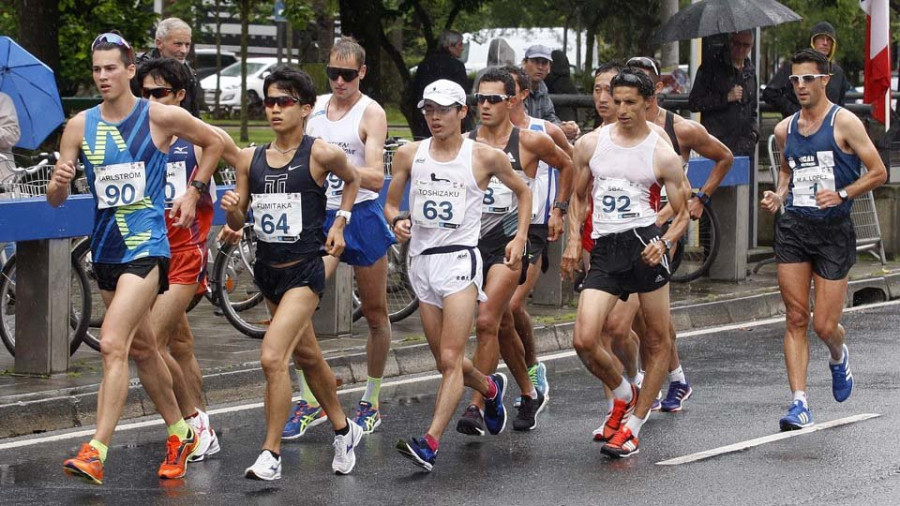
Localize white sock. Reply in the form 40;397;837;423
667;366;685;384
625;411;649;437
612;378;633;403
829;346;845;365
792;390;808;408
633;371;645;389
525;388;538;399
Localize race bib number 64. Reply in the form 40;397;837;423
251;193;304;243
94;162;147;209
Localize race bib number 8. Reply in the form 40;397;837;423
165;161;187;207
251;193;304;243
412;178;466;229
790;151;835;208
594;177;643;221
94;162;147;210
483;176;514;213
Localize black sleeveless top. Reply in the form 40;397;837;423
468;126;523;172
249;135;326;264
664;110;683;157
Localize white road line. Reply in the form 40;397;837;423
656;413;882;466
0;299;896;451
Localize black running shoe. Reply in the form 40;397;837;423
512;390;547;431
456;404;486;436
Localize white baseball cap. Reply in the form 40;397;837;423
417;79;466;109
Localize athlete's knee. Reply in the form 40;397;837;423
362;303;390;334
785;307;810;330
168;337;194;362
475;313;500;338
291;344;319;369
811;313;839;339
260;348;289;377
437;348;463;375
127;337;154;363
573;330;598;357
509;297;527;316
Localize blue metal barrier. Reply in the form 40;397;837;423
687;155;750;188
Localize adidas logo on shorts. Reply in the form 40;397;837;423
655;275;665;283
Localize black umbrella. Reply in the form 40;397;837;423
652;0;802;45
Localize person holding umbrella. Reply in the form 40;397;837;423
0;91;19;181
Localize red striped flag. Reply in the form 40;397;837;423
860;0;891;127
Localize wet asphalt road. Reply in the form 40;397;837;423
0;303;898;505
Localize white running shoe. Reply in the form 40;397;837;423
331;419;363;475
244;450;281;481
187;411;213;462
206;428;221;457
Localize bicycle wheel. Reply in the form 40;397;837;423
670;199;720;283
0;253;91;357
350;241;418;324
212;235;269;339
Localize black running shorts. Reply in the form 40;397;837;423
582;224;671;300
93;256;170;294
527;224;548;266
774;210;855;280
253;255;326;305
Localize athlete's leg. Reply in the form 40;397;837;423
127;315;184;428
354;256;392;396
510;261;542;366
810;274;849;359
572;289;627;387
603;295;640;379
259;288;319;455
168;312;206;412
632;286;674;421
778;262;814;393
291;322;349;431
92;269;164;445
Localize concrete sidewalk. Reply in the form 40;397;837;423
1;254;898;438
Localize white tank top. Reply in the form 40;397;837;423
527;117;557;225
306;93;379;210
409;138;484;256
590;125;660;237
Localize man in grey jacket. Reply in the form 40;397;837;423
522;45;580;141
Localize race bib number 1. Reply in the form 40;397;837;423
790;151;835;208
412;178;467;229
251;193;304;243
94;162;147;210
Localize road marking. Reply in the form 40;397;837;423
656;413;881;466
0;300;896;451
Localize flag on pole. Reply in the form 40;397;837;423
860;0;891;127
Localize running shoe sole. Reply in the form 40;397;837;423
456;418;486;436
395;440;433;472
779;419;814;432
63;465;102;485
244;468;282;481
601;445;640;459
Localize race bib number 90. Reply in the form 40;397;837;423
412;178;466;229
594;177;643;221
790;151;836;208
251;193;304;243
94;162;147;210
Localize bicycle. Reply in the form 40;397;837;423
668;194;720;283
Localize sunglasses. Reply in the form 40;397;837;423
141;87;177;99
325;66;360;82
264;96;301;108
420;105;458;116
91;32;134;57
475;93;510;104
626;57;659;78
789;74;829;84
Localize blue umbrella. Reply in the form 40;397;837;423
0;36;65;150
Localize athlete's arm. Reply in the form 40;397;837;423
212;125;243;168
313;139;359;257
480;144;531;270
561;132;596;279
680;120;734;219
47;113;86;208
221;148;254;232
383;142;416;243
815;109;887;208
646;142;689;267
151;102;225;228
524;130;575;242
761;119;791;214
356;101;388;192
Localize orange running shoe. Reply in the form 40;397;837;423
601;427;640;458
158;429;199;479
592;384;638;442
63;443;104;485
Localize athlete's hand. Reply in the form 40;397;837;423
392;218;411;243
504;237;526;271
688;197;705;220
760;190;782;214
561;121;581;141
52;161;77;186
220;190;241;213
547;210;564;242
560;241;581;281
641;239;667;267
170;188;199;228
325;226;346;257
816;189;842;209
217;224;242;245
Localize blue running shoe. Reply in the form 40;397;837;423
661;381;693;412
396;437;436;472
282;401;328;440
353;401;382;434
830;344;853;403
483;373;508;435
779;400;814;431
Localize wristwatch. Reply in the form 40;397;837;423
552;201;569;214
662;238;672;253
838;189;849;201
336;209;352;225
189;180;209;194
694;191;710;204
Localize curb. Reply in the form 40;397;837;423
2;272;898;439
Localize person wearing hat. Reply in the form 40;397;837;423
387;79;530;471
522;44;581;141
763;21;853;118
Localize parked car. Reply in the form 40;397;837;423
200;57;278;110
193;48;238;81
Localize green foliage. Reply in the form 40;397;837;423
57;0;158;95
0;2;16;38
